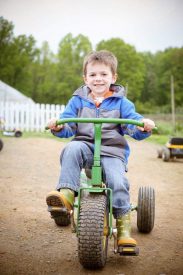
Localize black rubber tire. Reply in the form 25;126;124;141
53;213;71;226
78;193;109;269
137;186;155;233
0;139;3;151
157;148;162;158
162;147;170;162
15;131;22;137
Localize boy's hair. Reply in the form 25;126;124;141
83;50;118;76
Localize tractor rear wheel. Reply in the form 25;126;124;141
137;186;155;233
78;193;109;269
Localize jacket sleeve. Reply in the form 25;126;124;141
120;97;151;140
52;96;79;138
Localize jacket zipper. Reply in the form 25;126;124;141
96;107;100;118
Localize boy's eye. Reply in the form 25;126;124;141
89;73;107;77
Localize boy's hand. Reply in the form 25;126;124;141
137;118;155;132
46;118;64;132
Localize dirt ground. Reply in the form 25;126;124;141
0;136;182;275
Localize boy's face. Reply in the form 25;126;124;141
83;62;117;96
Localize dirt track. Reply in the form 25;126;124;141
0;137;182;275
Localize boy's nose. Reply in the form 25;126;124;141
95;75;102;81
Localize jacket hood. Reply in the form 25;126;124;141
73;84;126;99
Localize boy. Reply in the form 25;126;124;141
46;50;155;248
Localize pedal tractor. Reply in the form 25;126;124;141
157;137;183;162
47;118;155;269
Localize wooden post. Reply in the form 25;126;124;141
171;75;176;133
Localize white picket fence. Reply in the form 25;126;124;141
0;102;65;132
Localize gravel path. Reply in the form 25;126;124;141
0;137;182;275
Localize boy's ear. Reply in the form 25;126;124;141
83;75;87;83
112;73;118;84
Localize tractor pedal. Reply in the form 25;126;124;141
118;246;139;256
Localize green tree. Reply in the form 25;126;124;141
136;52;158;113
10;35;39;91
153;47;183;111
0;17;39;98
27;41;59;103
0;17;14;82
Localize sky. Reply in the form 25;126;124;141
1;0;183;53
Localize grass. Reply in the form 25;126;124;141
147;134;168;145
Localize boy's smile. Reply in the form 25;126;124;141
83;62;117;97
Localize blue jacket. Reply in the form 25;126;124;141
53;84;151;164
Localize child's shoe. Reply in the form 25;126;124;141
116;212;137;247
46;189;74;222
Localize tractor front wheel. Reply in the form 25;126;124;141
78;193;109;269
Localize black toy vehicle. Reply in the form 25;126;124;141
157;137;183;162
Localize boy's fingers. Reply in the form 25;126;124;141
137;126;144;131
50;125;63;132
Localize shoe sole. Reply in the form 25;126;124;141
46;193;72;220
46;194;71;226
46;194;65;208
